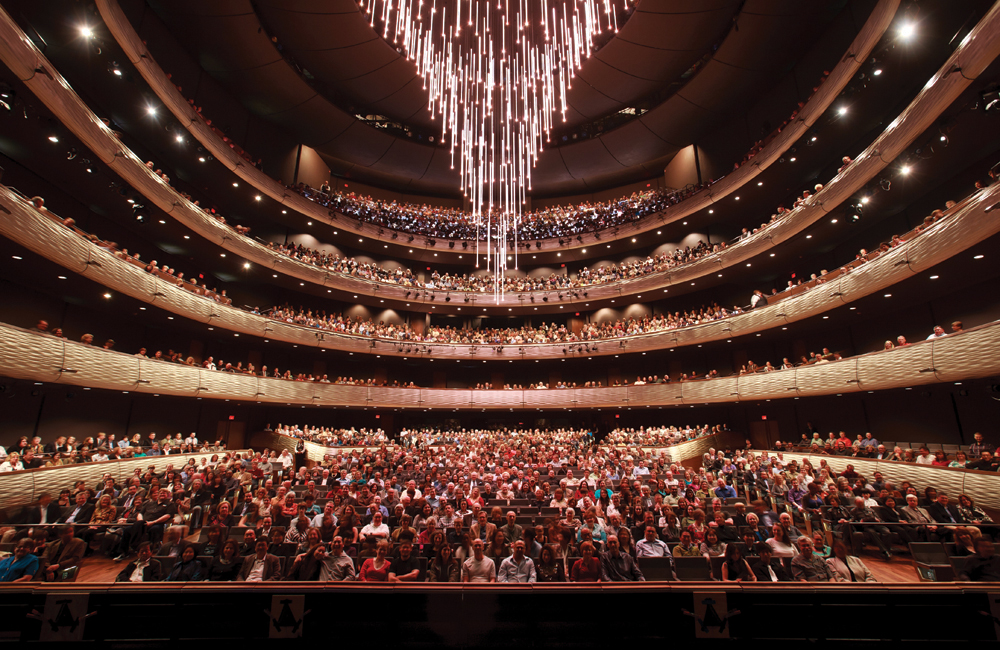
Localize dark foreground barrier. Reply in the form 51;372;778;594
0;583;998;645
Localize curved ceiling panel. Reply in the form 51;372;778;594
145;0;847;196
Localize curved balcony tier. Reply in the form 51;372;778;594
2;318;998;408
1;1;996;307
1;178;998;359
91;0;900;254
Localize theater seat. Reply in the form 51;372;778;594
637;556;675;581
674;556;714;581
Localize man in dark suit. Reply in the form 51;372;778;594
40;525;86;581
752;543;793;582
43;436;68;455
26;493;62;526
927;493;967;526
59;492;94;526
115;542;162;582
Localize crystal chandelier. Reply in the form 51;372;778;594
361;0;619;300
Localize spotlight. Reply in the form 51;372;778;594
132;203;151;224
900;165;911;176
80;26;94;38
873;68;883;76
146;105;157;116
48;135;59;143
837;106;847;116
0;83;15;111
897;21;915;40
981;84;1000;113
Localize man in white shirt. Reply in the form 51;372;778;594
359;512;390;541
926;325;947;340
498;541;536;583
462;538;496;583
914;447;935;465
311;502;339;529
635;525;670;557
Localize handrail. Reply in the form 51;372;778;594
95;0;900;254
2;319;999;408
0;176;997;360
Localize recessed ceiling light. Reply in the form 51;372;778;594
806;235;812;239
233;182;238;187
11;256;21;260
307;221;312;226
198;157;205;162
929;275;938;279
838;107;847;116
873;68;882;76
146;106;157;116
80;26;94;38
103;293;112;299
974;254;984;259
158;220;165;224
57;276;66;280
48;135;59;143
175;134;184;143
220;253;225;257
884;293;891;298
831;219;838;223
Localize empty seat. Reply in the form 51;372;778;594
674;556;714;581
910;542;954;581
637;556;675;581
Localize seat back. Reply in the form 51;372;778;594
909;542;949;565
674;556;713;581
637;556;675;581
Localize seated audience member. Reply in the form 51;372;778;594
791;536;842;582
389;539;422;582
826;541;876;582
752;543;793;582
239;539;281;582
600;535;645;582
535;544;566;582
0;540;39;582
115;542;162;582
320;536;356;581
165;544;205;581
285;544;329;581
41;525;86;582
207;540;243;581
966;451;1000;472
360;539;392;582
570;541;602;582
462;538;497;583
959;538;1000;582
720;542;756;582
672;531;700;557
498;540;536;583
427;543;461;582
636;525;670;557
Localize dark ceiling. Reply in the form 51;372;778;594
138;0;853;197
